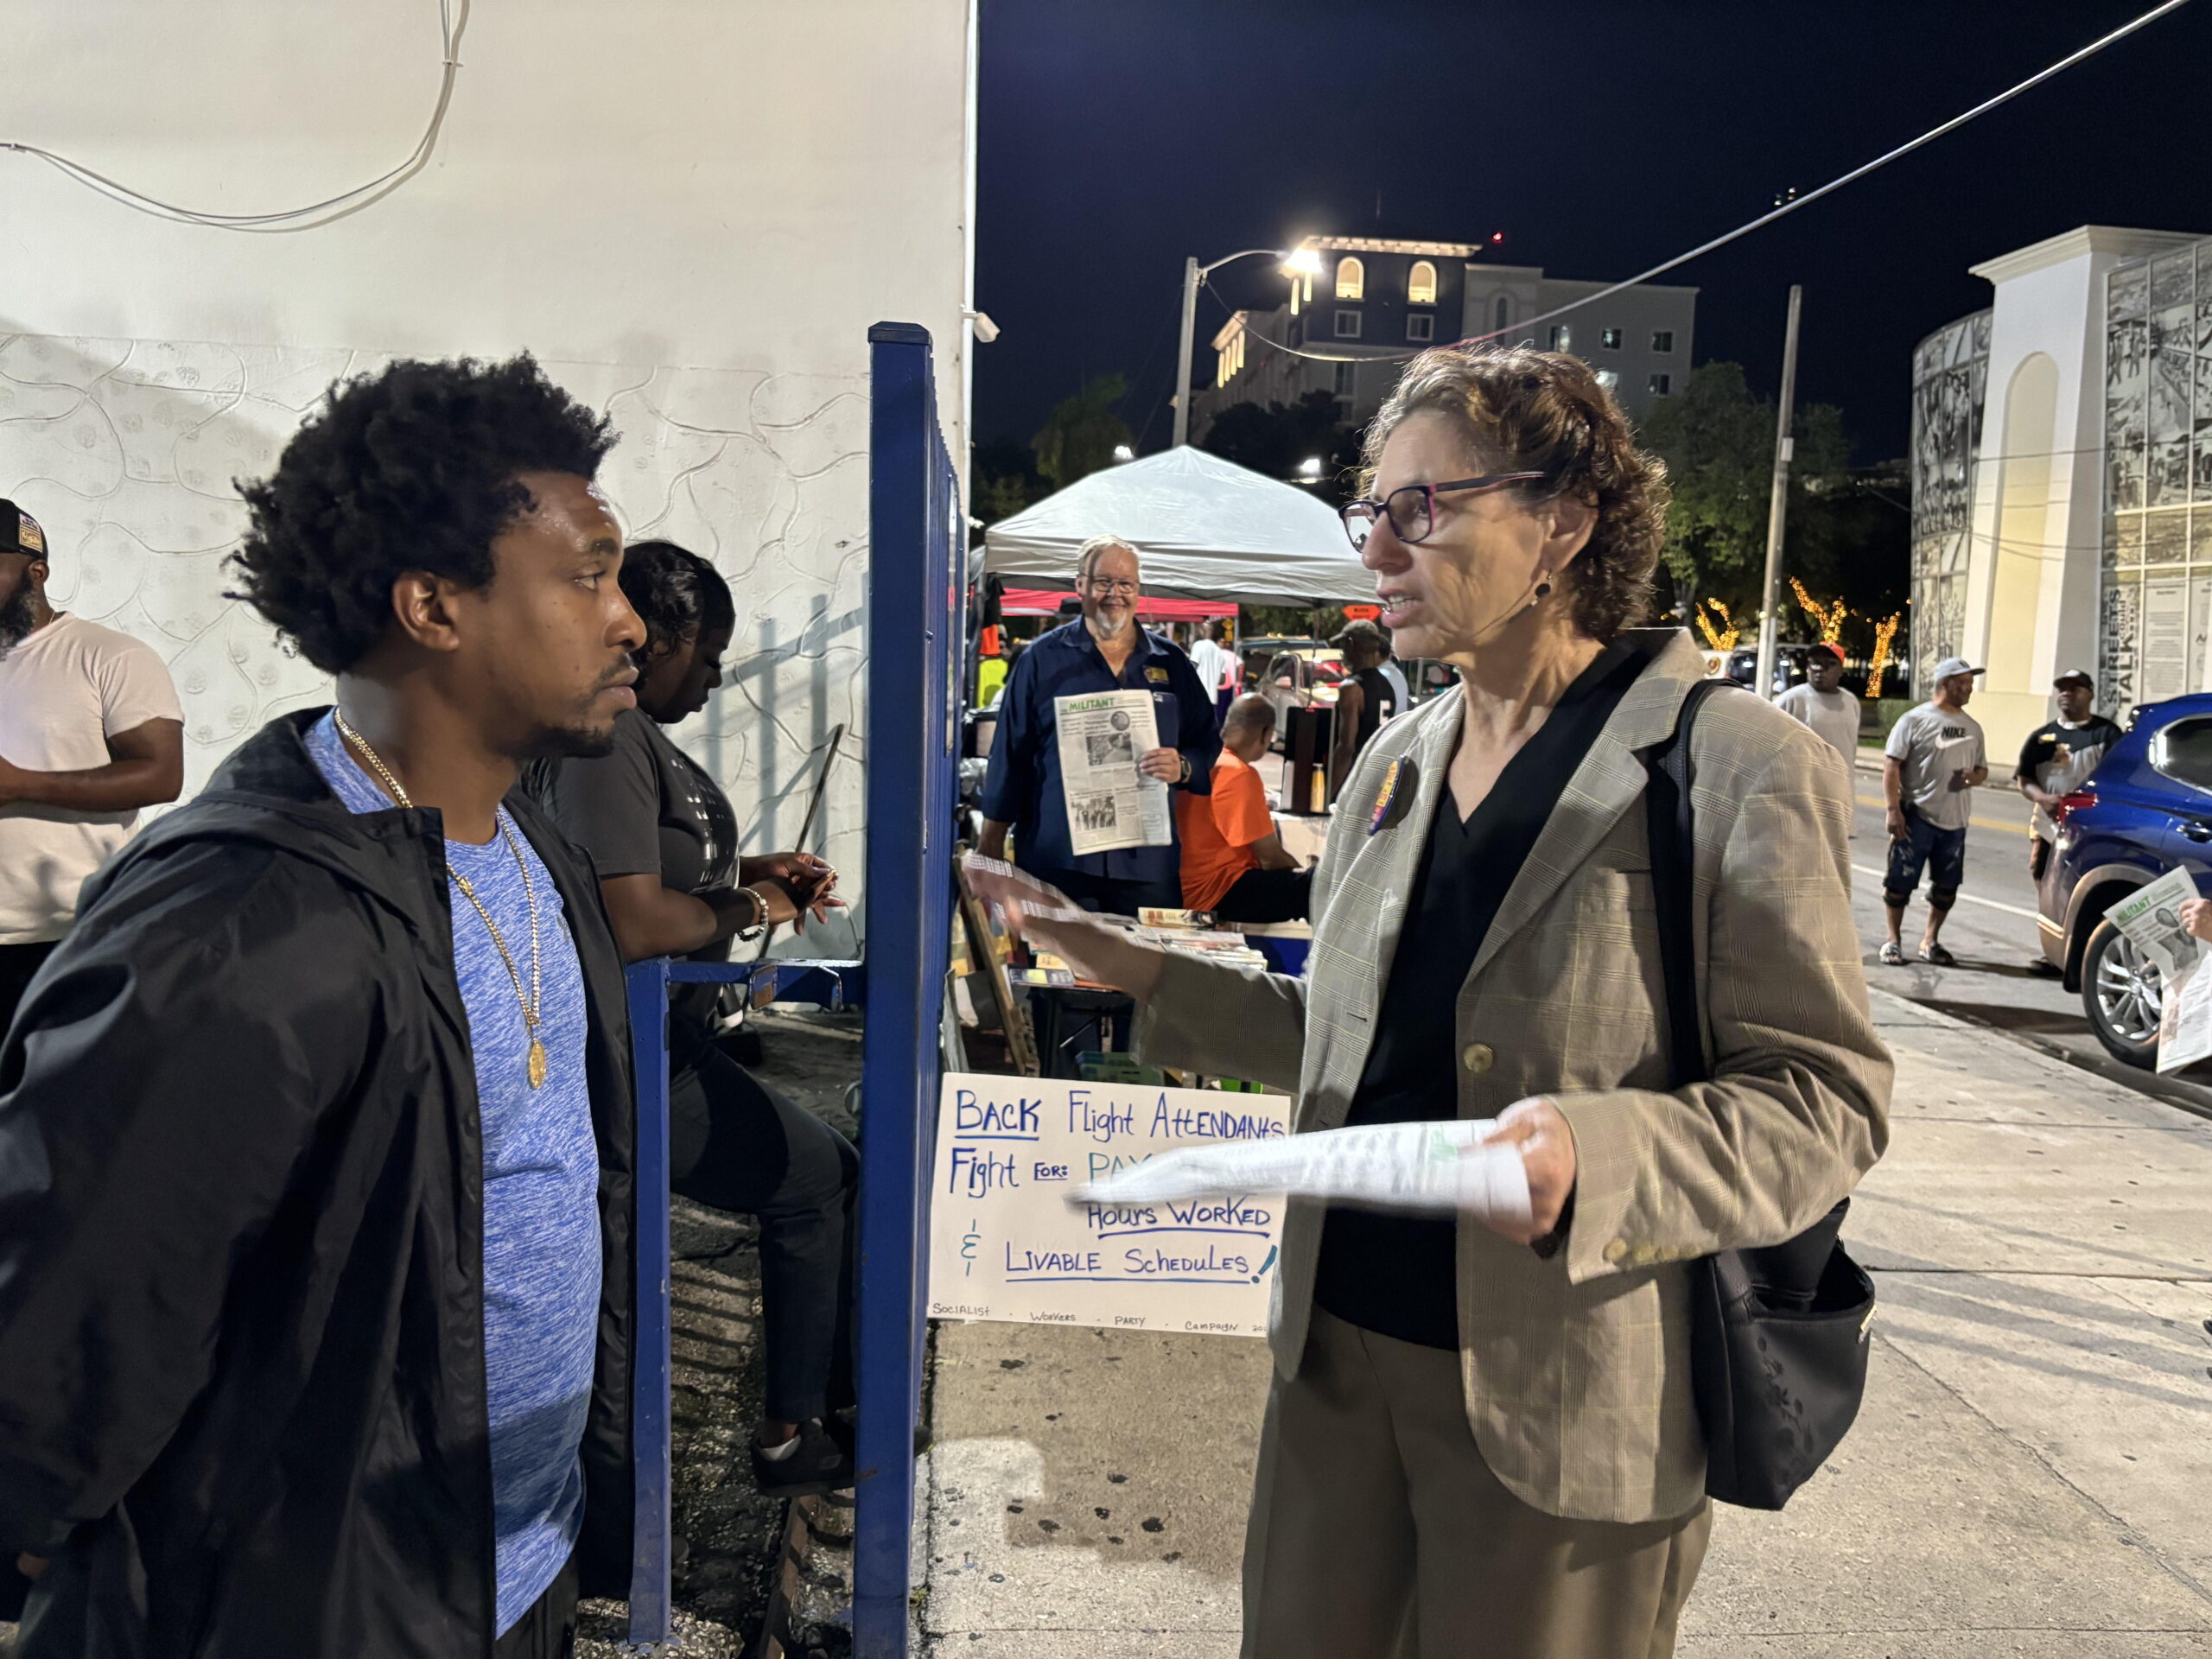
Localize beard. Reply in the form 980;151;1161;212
526;713;623;761
0;584;38;656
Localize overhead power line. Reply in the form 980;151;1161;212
1;0;471;232
1452;0;2196;350
1221;0;2197;373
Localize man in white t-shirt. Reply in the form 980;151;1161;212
0;500;185;1030
1878;658;1986;968
1776;644;1860;766
1187;618;1237;725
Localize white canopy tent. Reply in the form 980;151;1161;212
981;445;1370;607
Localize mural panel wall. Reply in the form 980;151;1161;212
0;334;868;950
1909;310;1990;698
2101;238;2212;715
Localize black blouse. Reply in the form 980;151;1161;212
1311;640;1646;1350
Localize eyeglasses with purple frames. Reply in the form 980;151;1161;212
1339;471;1545;551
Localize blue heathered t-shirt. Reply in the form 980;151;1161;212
305;714;601;1635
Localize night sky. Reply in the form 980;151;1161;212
974;0;2212;464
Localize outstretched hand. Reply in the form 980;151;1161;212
963;855;1164;1000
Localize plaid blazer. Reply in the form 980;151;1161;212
1136;628;1892;1523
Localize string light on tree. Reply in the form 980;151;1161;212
1695;598;1739;653
1788;577;1850;645
1866;612;1903;700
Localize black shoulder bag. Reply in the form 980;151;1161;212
1643;679;1877;1510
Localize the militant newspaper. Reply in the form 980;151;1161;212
1053;689;1172;855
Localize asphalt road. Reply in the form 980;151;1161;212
1846;756;2212;1122
1267;744;2212;1119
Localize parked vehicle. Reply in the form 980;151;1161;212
1256;650;1344;747
2038;693;2212;1067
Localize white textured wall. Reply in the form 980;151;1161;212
0;0;979;946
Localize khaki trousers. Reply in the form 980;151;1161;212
1243;1309;1710;1659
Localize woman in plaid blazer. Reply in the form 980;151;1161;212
980;346;1891;1659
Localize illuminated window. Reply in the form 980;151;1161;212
1548;324;1573;352
1649;372;1672;395
1215;327;1247;387
1652;330;1675;352
1335;309;1363;339
1336;257;1365;301
1601;327;1623;349
1595;369;1619;391
1406;315;1433;342
1408;260;1438;306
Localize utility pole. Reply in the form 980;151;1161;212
1752;284;1803;702
1172;256;1201;449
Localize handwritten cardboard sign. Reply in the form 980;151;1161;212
925;1072;1289;1337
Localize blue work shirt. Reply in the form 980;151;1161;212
980;620;1223;887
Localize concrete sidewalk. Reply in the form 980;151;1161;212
916;988;2212;1656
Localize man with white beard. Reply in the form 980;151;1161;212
978;535;1222;916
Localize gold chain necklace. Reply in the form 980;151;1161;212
333;709;549;1090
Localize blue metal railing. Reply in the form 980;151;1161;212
852;322;960;1657
622;323;958;1656
624;957;864;1651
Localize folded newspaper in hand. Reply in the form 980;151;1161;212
1074;1118;1533;1230
2107;866;2212;1073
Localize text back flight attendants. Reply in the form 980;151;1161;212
968;345;1891;1659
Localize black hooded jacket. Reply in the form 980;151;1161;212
0;711;636;1657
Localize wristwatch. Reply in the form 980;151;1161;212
1177;754;1192;785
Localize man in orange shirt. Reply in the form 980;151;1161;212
1179;696;1311;924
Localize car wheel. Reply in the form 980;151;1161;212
2082;917;2161;1070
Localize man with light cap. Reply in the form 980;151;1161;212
1880;657;1986;967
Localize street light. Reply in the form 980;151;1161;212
1297;456;1322;480
1173;245;1323;448
1111;443;1135;464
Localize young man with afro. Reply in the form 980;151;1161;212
0;356;652;1658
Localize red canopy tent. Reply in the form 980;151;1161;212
998;587;1236;623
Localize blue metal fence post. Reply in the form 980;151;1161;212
853;321;958;1658
626;956;676;1649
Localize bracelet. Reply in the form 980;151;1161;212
734;886;768;940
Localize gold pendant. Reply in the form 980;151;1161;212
528;1037;548;1090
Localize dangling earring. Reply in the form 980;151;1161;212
1533;579;1553;599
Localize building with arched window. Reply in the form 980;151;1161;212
1187;233;1697;443
1909;225;2205;751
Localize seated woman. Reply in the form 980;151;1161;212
533;539;856;1497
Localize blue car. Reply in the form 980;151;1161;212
2040;692;2212;1067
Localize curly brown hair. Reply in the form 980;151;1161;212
1360;346;1670;642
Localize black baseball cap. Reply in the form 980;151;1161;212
2052;667;2094;689
0;499;46;561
